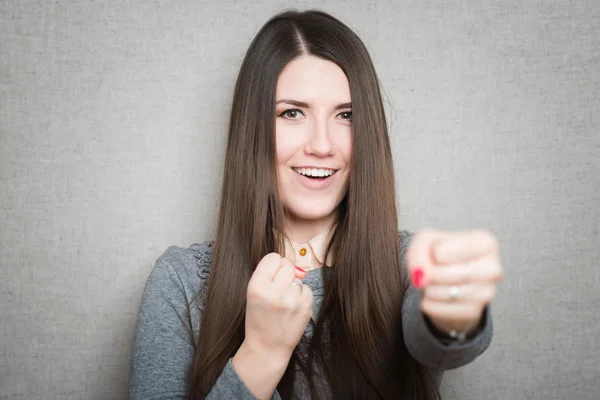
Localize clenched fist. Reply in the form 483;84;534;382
243;253;313;357
406;229;504;338
232;254;313;398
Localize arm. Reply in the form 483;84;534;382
399;230;494;370
231;341;290;400
129;252;282;399
402;283;493;370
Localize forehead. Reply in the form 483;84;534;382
276;56;351;103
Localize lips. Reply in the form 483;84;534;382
292;167;337;179
291;167;338;189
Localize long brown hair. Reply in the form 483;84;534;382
188;10;440;399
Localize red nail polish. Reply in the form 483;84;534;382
295;266;306;272
412;268;424;288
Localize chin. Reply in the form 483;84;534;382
285;199;341;222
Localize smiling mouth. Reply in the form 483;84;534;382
292;167;337;179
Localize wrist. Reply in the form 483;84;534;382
241;337;295;363
431;319;478;335
425;316;480;341
231;340;291;399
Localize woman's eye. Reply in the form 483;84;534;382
338;111;352;121
279;109;304;119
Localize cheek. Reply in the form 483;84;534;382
341;135;352;161
331;126;353;163
275;122;306;163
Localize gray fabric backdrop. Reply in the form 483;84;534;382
1;0;598;399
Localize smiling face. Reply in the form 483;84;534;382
275;55;353;241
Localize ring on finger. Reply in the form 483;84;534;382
462;267;473;279
448;285;461;301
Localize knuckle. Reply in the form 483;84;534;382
264;291;278;303
300;300;312;313
247;292;259;303
280;262;293;273
481;231;499;252
262;252;281;263
304;294;314;307
423;288;436;300
255;253;281;273
420;299;433;315
497;268;505;281
468;305;481;320
246;284;261;299
273;298;286;311
304;307;313;319
485;286;497;302
491;267;504;282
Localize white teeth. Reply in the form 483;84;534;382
293;167;336;177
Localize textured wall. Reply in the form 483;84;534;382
1;1;598;399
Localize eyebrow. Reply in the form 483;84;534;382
276;99;352;110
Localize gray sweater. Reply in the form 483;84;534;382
130;233;493;399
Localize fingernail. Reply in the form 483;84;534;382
295;266;306;272
412;268;424;288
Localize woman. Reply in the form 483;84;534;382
130;9;503;400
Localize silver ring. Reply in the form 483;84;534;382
449;285;460;301
463;267;473;279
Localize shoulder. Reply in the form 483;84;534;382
148;240;214;305
158;240;214;277
398;229;413;243
398;229;413;252
398;230;414;281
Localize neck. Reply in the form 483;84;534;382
284;212;335;243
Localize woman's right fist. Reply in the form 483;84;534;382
243;253;314;358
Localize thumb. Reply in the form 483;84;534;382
280;257;307;280
294;265;307;280
405;229;444;288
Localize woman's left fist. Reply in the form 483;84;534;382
406;229;504;337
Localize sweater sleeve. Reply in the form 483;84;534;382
402;284;493;370
398;230;494;370
129;250;282;400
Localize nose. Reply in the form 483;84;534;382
305;119;335;156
